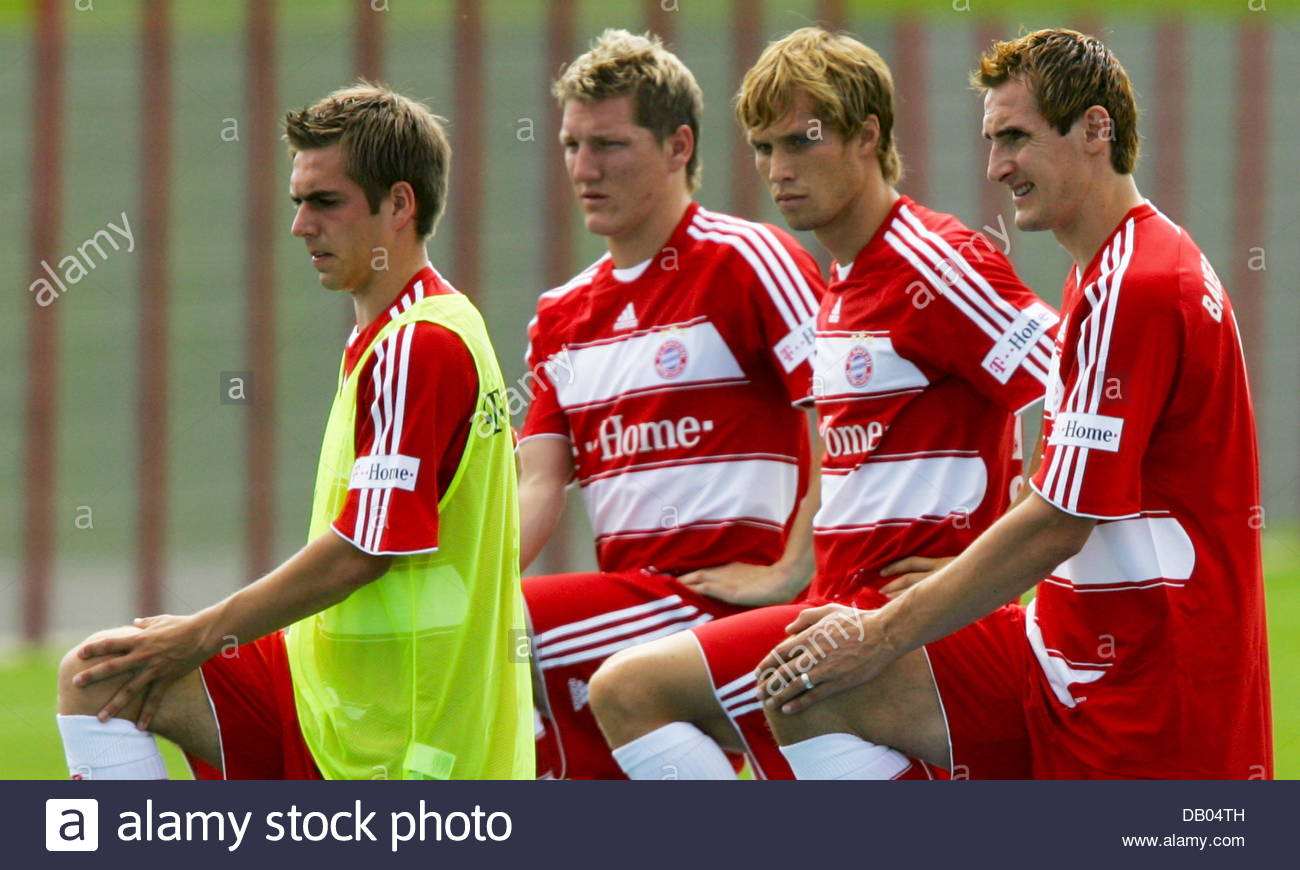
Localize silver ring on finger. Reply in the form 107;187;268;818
800;671;815;692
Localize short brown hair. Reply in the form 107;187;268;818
736;27;902;185
284;82;451;238
972;29;1140;174
552;29;704;191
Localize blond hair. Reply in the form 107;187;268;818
283;81;452;238
972;29;1140;174
736;26;902;185
552;29;704;191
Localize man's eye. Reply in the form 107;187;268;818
754;143;772;155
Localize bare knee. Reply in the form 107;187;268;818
58;627;141;719
589;647;662;737
762;649;948;767
591;635;735;750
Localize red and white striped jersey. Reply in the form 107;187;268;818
332;266;478;555
809;196;1057;599
1028;202;1271;778
522;202;823;575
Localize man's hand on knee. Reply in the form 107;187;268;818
754;605;900;715
70;613;216;730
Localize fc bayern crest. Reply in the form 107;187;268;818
654;339;689;379
845;344;874;388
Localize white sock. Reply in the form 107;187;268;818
780;732;911;780
56;715;169;780
612;721;737;780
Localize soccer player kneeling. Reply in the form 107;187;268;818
588;27;1059;780
756;30;1272;780
56;85;532;780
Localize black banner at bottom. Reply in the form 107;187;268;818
9;780;1289;868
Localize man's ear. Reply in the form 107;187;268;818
387;180;418;231
1081;105;1114;156
857;115;881;157
666;123;695;173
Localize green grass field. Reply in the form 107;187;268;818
3;527;1295;780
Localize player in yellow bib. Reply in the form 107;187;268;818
55;84;532;780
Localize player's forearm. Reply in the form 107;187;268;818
876;494;1093;657
190;532;390;654
518;479;566;571
775;458;820;590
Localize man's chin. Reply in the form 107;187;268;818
779;209;822;233
1011;207;1049;233
583;213;620;238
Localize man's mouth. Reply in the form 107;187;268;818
1011;182;1034;199
775;193;805;206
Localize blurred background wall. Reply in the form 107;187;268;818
2;0;1296;647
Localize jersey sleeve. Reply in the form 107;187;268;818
741;226;825;402
518;310;572;444
333;321;478;555
1031;275;1181;519
919;233;1058;415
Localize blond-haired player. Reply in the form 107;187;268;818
589;27;1058;779
758;29;1271;780
519;30;825;779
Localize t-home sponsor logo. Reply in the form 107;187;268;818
588;414;713;461
1049;412;1124;453
981;302;1058;384
820;420;885;457
350;454;421;491
47;798;98;852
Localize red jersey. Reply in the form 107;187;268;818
810;196;1057;599
1029;202;1272;778
332;266;478;555
521;203;824;574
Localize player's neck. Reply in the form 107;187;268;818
350;245;430;328
605;190;692;270
814;182;900;270
1056;174;1145;272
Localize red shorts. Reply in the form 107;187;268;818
186;630;321;780
926;603;1124;779
691;589;941;780
524;569;746;779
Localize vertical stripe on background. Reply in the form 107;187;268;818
540;0;576;574
452;0;484;302
349;0;385;337
1151;17;1187;222
815;0;846;30
1073;14;1103;39
354;0;385;82
644;0;677;47
137;0;172;617
894;15;928;206
1231;21;1270;390
975;19;1007;236
23;0;64;645
729;0;762;219
245;0;277;581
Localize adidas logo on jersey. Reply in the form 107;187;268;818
613;302;638;331
569;678;590;711
828;297;842;324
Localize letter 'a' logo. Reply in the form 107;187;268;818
46;799;98;852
